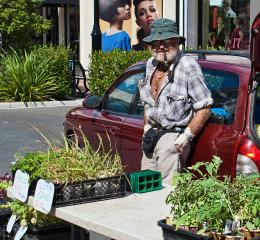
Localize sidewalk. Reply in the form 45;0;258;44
0;98;83;110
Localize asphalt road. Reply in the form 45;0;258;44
0;106;75;175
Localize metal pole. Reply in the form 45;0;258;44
91;0;101;50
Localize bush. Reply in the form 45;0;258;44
0;45;71;102
88;50;151;96
32;45;71;99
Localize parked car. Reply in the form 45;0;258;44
64;14;260;177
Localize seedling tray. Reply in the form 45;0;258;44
52;175;126;207
158;219;213;240
129;170;162;193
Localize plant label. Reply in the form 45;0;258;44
33;179;54;214
12;170;30;202
6;214;17;233
14;225;28;240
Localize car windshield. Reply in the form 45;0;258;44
202;68;239;125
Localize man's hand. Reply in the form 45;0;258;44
175;127;194;153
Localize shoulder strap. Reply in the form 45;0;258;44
169;51;184;83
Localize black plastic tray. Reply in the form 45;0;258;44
158;219;213;240
52;175;126;207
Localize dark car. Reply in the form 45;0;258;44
64;15;260;177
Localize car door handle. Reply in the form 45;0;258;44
109;127;119;135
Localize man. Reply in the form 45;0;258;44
139;18;213;185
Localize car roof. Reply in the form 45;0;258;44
127;50;251;70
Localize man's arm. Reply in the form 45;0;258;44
187;106;211;136
175;106;211;152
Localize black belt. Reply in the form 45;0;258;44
148;121;186;133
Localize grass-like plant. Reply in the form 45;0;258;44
12;130;124;184
0;49;59;102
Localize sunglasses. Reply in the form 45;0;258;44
150;39;178;49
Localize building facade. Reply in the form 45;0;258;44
41;0;260;69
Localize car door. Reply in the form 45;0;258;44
89;71;145;166
120;71;145;173
189;62;250;176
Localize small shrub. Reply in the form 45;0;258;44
88;50;151;96
0;45;71;102
0;49;59;102
32;45;71;98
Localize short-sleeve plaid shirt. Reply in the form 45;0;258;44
139;52;213;129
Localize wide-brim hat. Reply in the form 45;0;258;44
143;18;186;45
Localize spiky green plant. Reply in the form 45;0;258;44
0;49;59;102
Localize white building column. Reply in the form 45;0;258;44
58;7;65;45
80;0;94;70
186;0;198;48
163;0;176;20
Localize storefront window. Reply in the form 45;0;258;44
202;0;250;50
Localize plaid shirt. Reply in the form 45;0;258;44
139;52;213;129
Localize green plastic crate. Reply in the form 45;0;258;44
129;170;162;193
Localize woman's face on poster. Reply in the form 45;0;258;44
116;4;131;21
136;1;159;31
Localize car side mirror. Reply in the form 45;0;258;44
82;94;101;108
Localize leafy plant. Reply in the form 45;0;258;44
11;152;47;183
166;156;260;235
10;200;63;228
233;174;260;231
166;156;232;232
88;49;151;96
0;49;60;102
0;0;51;50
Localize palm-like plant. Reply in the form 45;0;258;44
0;49;59;102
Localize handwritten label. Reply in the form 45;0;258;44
6;214;17;233
33;179;54;214
14;225;28;240
12;170;30;202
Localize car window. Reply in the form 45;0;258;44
103;72;144;115
202;68;239;125
132;95;144;117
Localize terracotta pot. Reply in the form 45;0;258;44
241;228;260;240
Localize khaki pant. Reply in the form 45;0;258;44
141;132;191;185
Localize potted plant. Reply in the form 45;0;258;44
11;134;126;207
159;156;260;240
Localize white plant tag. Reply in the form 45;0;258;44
6;214;17;233
12;170;30;202
33;179;54;214
14;225;28;240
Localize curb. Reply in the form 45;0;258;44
0;99;83;110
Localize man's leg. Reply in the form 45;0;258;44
155;132;190;185
141;151;157;171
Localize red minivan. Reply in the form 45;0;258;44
64;14;260;177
